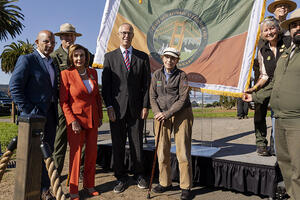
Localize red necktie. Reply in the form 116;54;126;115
124;49;130;71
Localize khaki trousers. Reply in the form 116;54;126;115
154;107;193;189
276;118;300;200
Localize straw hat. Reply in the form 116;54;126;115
267;0;297;13
281;8;300;30
162;47;180;58
54;23;82;37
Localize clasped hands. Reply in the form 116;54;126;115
154;112;166;122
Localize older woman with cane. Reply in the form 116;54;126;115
149;47;194;200
60;44;102;199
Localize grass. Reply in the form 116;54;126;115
0;122;18;151
0;107;271;151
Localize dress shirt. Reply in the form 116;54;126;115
120;46;132;63
36;49;55;86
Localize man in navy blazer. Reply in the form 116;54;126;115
102;23;151;193
9;30;58;200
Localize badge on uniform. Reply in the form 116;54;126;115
157;81;162;87
267;56;271;61
279;49;284;52
281;54;288;58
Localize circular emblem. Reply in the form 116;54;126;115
147;9;208;68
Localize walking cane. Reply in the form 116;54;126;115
147;120;163;199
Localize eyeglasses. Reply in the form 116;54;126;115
42;40;56;45
119;31;133;36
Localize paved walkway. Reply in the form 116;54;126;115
0;117;273;200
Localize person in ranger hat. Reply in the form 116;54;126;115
51;23;93;176
243;8;300;200
251;0;297;159
149;47;193;200
268;0;297;23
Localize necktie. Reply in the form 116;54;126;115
124;49;130;71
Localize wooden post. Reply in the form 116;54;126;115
14;115;46;200
11;102;15;123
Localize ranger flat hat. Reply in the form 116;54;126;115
267;0;297;13
54;23;82;37
162;47;180;58
281;8;300;30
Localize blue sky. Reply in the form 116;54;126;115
0;0;298;85
0;0;106;84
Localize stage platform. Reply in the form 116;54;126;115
96;117;279;198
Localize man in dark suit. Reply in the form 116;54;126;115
9;30;58;200
102;23;151;193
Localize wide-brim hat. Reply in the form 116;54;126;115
54;23;82;37
162;47;180;58
267;0;297;13
281;8;300;30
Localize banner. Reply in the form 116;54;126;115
93;0;266;96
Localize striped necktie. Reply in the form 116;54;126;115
124;49;130;71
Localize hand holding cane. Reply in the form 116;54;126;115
147;120;163;199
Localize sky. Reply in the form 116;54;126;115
0;0;106;84
0;0;299;85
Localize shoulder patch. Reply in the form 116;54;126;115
157;80;162;87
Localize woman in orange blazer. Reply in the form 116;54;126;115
60;44;102;199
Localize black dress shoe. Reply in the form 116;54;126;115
181;189;191;200
152;184;172;193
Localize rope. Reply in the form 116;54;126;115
0;150;13;182
44;157;66;200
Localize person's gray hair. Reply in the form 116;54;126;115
260;16;282;40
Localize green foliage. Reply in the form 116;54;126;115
0;0;24;41
0;122;17;150
1;40;35;73
219;96;237;109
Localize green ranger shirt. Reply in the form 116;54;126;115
50;45;69;72
253;45;300;119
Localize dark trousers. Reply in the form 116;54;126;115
254;98;269;147
110;107;144;180
41;103;57;191
237;98;248;117
53;104;67;175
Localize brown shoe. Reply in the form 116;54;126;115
41;189;55;200
257;146;270;156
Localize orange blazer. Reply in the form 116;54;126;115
60;67;103;129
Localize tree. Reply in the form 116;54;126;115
0;40;34;123
219;95;236;109
0;40;34;73
0;0;24;41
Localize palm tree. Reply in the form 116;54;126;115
0;0;24;41
0;40;34;122
1;40;34;73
